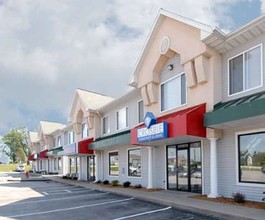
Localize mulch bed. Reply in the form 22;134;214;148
97;183;163;192
190;195;265;210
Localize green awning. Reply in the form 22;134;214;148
89;130;131;150
204;91;265;127
48;146;63;155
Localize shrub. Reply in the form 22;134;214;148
123;181;131;187
103;180;109;185
232;192;246;203
134;184;142;189
95;180;102;184
111;180;119;186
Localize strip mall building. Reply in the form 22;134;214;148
29;10;265;202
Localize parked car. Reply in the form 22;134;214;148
129;165;141;176
15;164;25;172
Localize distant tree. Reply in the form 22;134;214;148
1;127;30;163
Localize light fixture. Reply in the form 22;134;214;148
167;64;173;71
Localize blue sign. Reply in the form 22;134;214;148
137;122;168;142
144;112;156;129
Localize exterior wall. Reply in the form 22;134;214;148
100;90;142;137
101;145;149;187
153;146;166;189
217;125;265;202
202;139;210;195
222;34;265;102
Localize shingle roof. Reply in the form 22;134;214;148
39;121;65;135
76;89;114;110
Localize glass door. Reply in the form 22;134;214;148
177;148;189;191
167;146;177;190
167;142;202;193
87;156;95;181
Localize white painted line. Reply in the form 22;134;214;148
7;198;134;218
65;190;71;193
42;192;49;195
44;189;93;195
12;192;109;205
113;206;172;220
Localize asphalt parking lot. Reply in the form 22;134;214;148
0;180;219;220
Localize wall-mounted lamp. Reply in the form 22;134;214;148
167;64;173;71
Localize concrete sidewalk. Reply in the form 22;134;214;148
47;175;265;220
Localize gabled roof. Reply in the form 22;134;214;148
68;88;114;121
29;131;39;143
128;8;216;87
39;121;65;135
202;14;265;53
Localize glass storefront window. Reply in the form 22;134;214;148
238;132;265;184
109;152;119;176
128;148;141;177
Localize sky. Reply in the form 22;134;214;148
0;0;264;136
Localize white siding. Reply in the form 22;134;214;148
217;126;265;202
222;34;265;102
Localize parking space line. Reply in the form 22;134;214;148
44;189;93;195
113;207;172;220
12;192;109;205
65;190;71;193
7;198;134;218
42;192;49;195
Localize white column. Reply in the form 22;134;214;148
147;146;153;189
208;138;219;198
95;152;99;182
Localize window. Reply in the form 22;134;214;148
229;45;262;95
116;107;128;130
68;130;74;144
128;149;141;177
82;123;88;138
109;152;119;176
57;136;62;146
103;116;110;134
161;74;186;112
58;157;61;170
54;158;57;170
138;100;144;123
238;131;265;184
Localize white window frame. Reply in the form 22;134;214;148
81;122;88;139
116;106;129;131
102;115;110;135
228;44;263;97
235;128;265;188
127;147;142;179
137;100;144;124
160;73;187;113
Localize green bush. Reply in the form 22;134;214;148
111;180;119;186
232;192;246;203
134;184;142;188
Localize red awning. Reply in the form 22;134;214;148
28;154;35;161
39;149;48;159
78;138;94;154
131;103;206;145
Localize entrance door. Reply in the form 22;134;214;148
87;156;95;181
167;142;202;193
177;148;189;191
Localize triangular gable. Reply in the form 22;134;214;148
68;88;114;123
128;9;215;88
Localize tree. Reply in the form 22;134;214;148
1;127;31;163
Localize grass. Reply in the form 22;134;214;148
0;164;31;172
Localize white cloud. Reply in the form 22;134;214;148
0;0;261;134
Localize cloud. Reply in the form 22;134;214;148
0;0;261;134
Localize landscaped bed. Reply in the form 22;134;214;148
191;195;265;210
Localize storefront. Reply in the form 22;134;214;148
59;138;94;181
131;104;206;192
